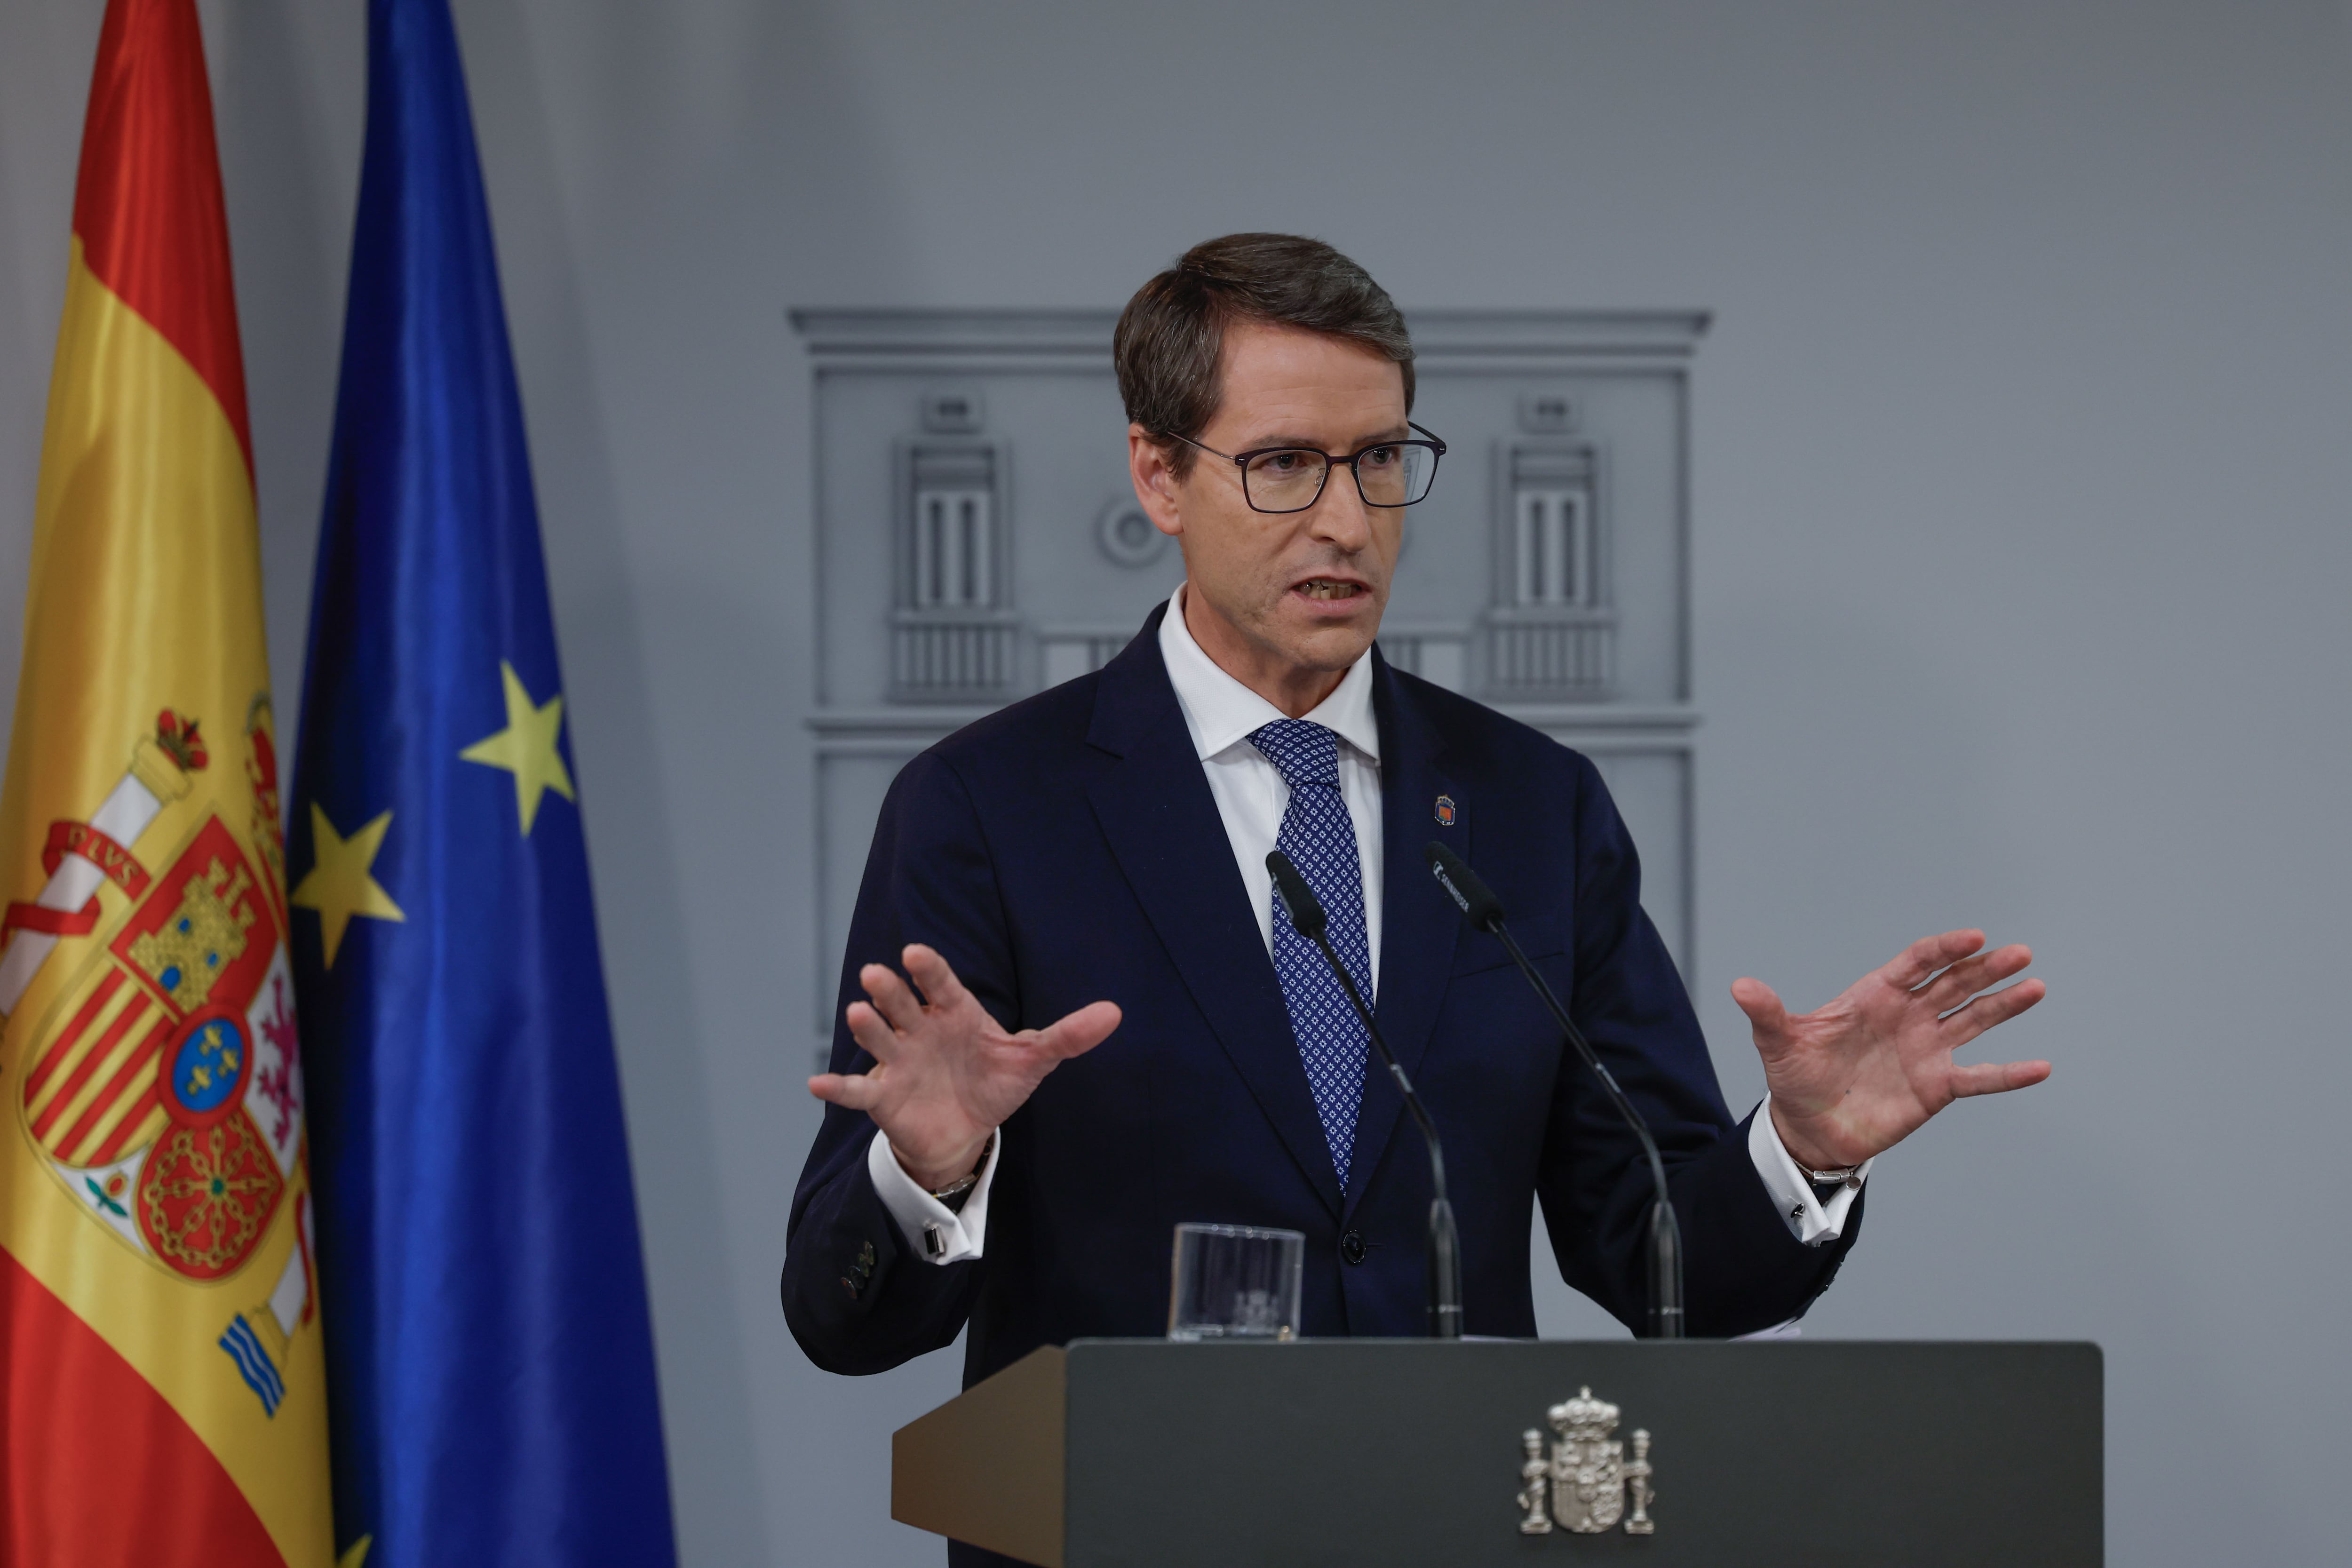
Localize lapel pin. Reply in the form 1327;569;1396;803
1434;795;1457;827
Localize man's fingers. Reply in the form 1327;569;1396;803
860;962;927;1034
1940;977;2048;1045
1035;1000;1122;1061
1879;929;1986;991
901;943;974;1015
808;1070;886;1112
1949;1058;2052;1098
1917;943;2033;1011
1730;977;1791;1038
843;999;904;1063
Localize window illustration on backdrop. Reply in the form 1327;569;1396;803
1487;443;1613;699
889;388;1020;702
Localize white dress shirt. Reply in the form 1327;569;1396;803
1155;582;1387;990
869;584;1866;1266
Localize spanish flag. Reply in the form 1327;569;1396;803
0;1;334;1563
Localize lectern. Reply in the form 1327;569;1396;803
894;1339;2101;1567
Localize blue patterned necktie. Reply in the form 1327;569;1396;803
1250;718;1374;1189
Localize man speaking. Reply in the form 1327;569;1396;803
781;235;2048;1414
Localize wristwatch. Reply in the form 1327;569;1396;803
928;1134;994;1209
1804;1163;1864;1192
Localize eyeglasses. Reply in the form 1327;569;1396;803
1163;422;1447;514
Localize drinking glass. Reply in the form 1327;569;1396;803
1168;1222;1305;1341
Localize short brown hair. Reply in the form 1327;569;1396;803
1114;233;1414;478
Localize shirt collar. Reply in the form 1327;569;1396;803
1157;584;1381;765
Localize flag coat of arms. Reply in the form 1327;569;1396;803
0;1;333;1564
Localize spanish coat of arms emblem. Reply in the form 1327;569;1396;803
1515;1385;1657;1536
1;707;314;1414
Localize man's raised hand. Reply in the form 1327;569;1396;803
808;943;1121;1189
1732;929;2049;1171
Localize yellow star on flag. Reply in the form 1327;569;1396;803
459;660;576;834
291;804;406;967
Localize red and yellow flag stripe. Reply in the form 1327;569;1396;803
0;2;331;1563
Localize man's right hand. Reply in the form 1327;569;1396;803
808;943;1122;1190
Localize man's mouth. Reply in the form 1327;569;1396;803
1294;578;1369;602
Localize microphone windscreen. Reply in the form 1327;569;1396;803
1424;841;1507;931
1264;850;1328;939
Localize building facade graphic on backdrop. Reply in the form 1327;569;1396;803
799;310;1706;1052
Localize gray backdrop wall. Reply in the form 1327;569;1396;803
5;2;2350;1564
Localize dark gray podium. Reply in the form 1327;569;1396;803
893;1339;2101;1567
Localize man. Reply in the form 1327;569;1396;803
783;233;2047;1412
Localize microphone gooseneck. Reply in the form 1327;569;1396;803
1266;850;1464;1340
1425;841;1686;1340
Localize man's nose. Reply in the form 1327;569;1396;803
1306;462;1374;550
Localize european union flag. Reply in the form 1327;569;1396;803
289;1;675;1563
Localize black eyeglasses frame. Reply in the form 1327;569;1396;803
1160;422;1449;515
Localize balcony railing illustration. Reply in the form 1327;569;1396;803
890;612;1022;701
1484;609;1616;699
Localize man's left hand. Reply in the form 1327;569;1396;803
1733;930;2050;1170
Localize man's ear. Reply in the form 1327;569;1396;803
1128;425;1184;538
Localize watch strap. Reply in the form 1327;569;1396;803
927;1133;994;1205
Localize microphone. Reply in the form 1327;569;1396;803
1265;850;1464;1340
1425;841;1685;1340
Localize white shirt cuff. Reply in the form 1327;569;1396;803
1748;1095;1871;1247
866;1127;999;1265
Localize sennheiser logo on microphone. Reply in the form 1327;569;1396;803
1430;863;1471;914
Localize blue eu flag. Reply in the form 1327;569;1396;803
289;1;675;1562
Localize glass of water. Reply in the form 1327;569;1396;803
1168;1223;1305;1341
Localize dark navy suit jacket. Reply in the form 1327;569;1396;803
784;604;1857;1390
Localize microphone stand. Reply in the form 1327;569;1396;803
1426;842;1685;1339
1266;851;1463;1340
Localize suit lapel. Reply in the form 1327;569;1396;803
1084;607;1346;1218
1347;657;1467;1215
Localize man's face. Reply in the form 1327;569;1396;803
1129;320;1408;701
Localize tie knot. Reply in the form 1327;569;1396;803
1249;719;1342;789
